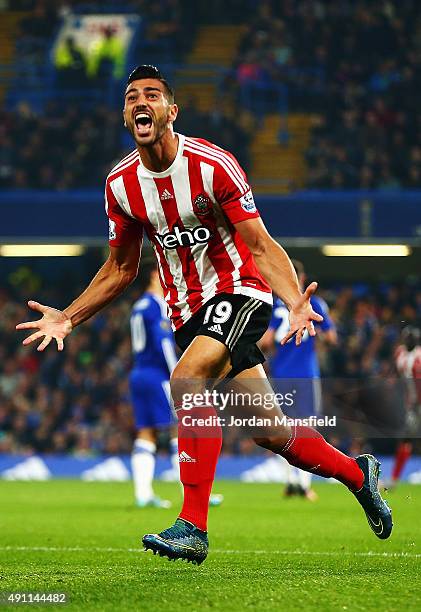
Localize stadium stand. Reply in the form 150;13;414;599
1;1;420;190
230;1;421;190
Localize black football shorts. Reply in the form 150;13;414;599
174;293;273;378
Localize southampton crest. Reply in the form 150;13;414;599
193;193;212;216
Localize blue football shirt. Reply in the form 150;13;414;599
269;296;334;379
130;292;177;374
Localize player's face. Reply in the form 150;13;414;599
123;79;177;147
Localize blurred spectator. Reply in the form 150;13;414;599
54;36;87;89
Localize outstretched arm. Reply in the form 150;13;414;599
236;217;323;345
16;239;141;351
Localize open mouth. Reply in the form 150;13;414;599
134;112;153;135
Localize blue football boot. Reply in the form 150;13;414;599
353;454;393;539
143;518;208;564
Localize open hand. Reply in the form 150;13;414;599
281;282;323;346
16;301;73;351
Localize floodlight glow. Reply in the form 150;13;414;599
322;244;411;257
0;245;85;257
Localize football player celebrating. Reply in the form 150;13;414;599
17;65;392;565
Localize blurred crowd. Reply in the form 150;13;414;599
3;0;421;189
1;273;419;456
0;102;122;190
305;108;421;190
318;281;420;379
232;0;421;189
0;282;138;456
0;98;251;189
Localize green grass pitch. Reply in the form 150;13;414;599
0;480;420;611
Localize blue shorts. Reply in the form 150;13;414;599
271;377;322;418
129;367;175;429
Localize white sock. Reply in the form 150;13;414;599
297;469;312;491
131;439;156;503
169;437;180;477
283;459;299;485
169;437;183;495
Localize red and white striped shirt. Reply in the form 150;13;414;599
105;134;272;330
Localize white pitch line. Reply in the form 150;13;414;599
0;546;419;559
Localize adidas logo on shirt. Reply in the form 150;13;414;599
160;189;174;200
179;451;196;463
208;323;223;335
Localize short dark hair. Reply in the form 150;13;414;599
138;258;158;294
126;65;175;103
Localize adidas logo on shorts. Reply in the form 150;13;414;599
179;451;196;463
208;323;223;335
